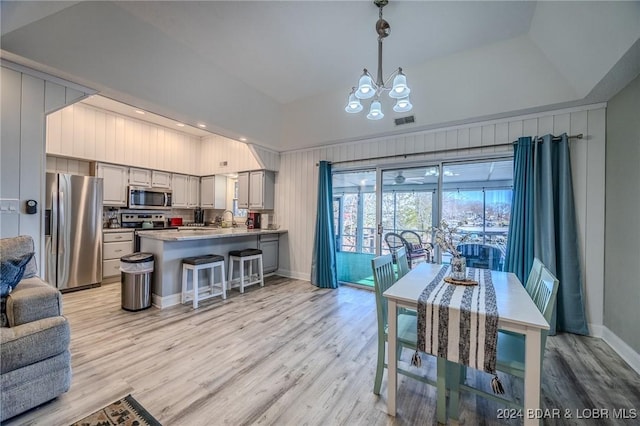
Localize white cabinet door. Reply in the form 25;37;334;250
96;163;128;206
259;236;279;273
249;171;264;209
152;171;172;188
248;170;275;210
129;168;152;187
200;176;215;208
213;175;227;209
238;172;249;209
171;174;189;207
188;176;200;207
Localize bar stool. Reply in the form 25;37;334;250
228;248;264;293
181;254;226;309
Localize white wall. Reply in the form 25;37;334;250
277;103;607;333
605;75;640;358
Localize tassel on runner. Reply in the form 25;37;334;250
410;350;422;367
491;375;505;394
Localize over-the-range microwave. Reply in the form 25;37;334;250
128;186;172;210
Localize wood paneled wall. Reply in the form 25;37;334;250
1;63;93;267
276;104;606;332
46;103;202;175
200;134;261;175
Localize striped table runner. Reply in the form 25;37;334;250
413;265;504;393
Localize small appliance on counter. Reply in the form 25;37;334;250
246;212;261;229
194;207;205;224
170;217;183;226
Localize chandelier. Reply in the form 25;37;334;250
345;0;412;120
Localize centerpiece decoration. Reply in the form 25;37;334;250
431;220;471;282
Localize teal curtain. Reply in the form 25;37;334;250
535;134;588;335
505;137;536;284
506;134;589;335
311;161;338;289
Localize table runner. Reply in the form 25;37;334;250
412;265;504;393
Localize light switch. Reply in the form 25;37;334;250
0;199;20;214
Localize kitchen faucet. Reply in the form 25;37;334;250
222;210;237;227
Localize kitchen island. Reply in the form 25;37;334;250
138;228;286;308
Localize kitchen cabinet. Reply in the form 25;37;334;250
200;175;227;209
95;163;128;206
103;231;134;281
188;176;200;207
129;168;152;187
238;170;274;210
152;171;172;188
247;170;275;210
259;234;279;274
237;172;250;209
171;174;189;207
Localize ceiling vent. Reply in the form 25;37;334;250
394;115;415;126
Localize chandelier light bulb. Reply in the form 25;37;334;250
367;100;384;120
345;92;363;113
393;96;413;113
389;69;410;99
355;72;375;99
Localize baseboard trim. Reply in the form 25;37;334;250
602;326;640;375
588;323;604;338
152;293;181;309
275;269;310;281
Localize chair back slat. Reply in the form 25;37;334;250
525;257;545;298
371;254;396;330
456;243;504;271
535;266;559;351
395;246;411;280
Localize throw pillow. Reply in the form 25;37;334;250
0;252;35;297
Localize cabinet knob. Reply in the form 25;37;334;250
115;249;122;252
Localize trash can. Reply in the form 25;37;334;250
120;252;154;311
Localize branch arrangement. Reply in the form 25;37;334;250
430;220;470;258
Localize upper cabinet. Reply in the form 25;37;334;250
188;176;200;208
94;163;128;207
200;175;227;209
171;174;189;208
237;172;250;209
238;170;274;210
129;168;152;187
152;171;172;189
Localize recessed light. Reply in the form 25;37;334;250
134;110;145;115
197;124;207;128
176;123;185;127
239;137;247;142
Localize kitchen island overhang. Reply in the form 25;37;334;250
138;228;287;308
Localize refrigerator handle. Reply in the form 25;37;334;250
51;191;58;255
58;192;65;254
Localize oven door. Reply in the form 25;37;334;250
128;187;171;209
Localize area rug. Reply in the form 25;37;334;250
70;394;161;426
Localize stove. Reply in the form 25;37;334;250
121;213;169;230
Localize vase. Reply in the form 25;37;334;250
450;256;467;280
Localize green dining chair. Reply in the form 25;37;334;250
395;246;411;280
450;266;559;415
371;254;451;423
524;257;545;299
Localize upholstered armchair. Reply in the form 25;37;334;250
1;236;71;422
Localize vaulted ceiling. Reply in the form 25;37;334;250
2;1;639;151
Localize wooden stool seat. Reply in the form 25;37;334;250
228;249;264;293
182;254;226;309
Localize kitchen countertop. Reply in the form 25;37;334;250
137;228;286;241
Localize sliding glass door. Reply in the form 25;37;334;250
332;158;513;286
379;166;439;254
332;169;377;286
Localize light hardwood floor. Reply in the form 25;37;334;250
5;276;640;425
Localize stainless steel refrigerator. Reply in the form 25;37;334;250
45;173;103;291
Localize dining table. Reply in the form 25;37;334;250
383;262;549;425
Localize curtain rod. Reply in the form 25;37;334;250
315;133;583;166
